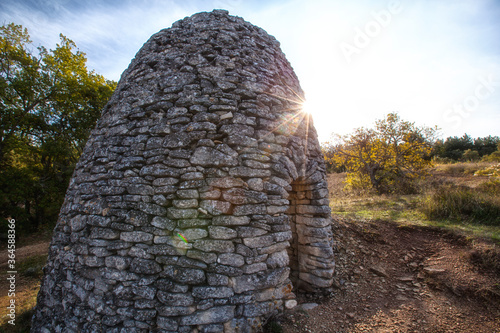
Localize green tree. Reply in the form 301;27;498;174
473;135;500;157
462;149;480;162
0;23;116;233
327;113;438;194
437;134;474;160
482;141;500;162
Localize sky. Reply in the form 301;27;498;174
1;0;499;142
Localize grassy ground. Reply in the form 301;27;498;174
329;162;500;243
0;254;46;332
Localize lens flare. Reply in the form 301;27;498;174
177;233;188;244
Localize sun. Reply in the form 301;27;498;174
300;96;325;119
300;99;313;115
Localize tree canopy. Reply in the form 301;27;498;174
0;23;116;234
324;113;438;194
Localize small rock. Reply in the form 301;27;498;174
297;303;319;311
220;112;233;120
285;300;297;309
346;312;355;319
369;265;388;278
423;267;446;274
397;276;414;282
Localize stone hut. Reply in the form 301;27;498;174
32;10;335;333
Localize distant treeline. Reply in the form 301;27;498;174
431;134;500;162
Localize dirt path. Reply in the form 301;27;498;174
279;218;500;332
0;241;50;267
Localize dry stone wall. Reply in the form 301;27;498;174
32;9;335;333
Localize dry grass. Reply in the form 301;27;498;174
0;254;46;332
329;164;500;242
433;162;494;176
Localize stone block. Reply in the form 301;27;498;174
243;235;274;248
120;231;153;243
243;263;267;274
231;268;289;293
172;199;198;208
207;177;246;189
299;272;333;288
157;316;179;331
130;258;162;274
158;291;194;306
199;200;232;215
295;205;331;216
132;285;157;300
181;228;208;241
207;273;229;286
193;239;235;253
158;306;196;317
257;241;290;255
267;250;290;268
208;226;237;240
192;286;234;299
236;226;267;238
229;167;271;178
199;188;221;200
217;253;245;267
247;178;264;191
177;218;210;228
151;216;176;231
126;184;154;195
298;244;334;259
163;266;205;284
233;204;266;216
190;146;238;167
187;250;217;264
180;306;235;325
212;216;250;226
90;227;120;240
105;256;131;270
243;301;278;317
295;216;332;227
167;208;199;219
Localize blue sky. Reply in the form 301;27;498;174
1;0;499;141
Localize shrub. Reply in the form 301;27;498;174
476;179;500;196
432;156;454;164
328;113;437;195
482;151;500;162
462;149;480;162
438;162;492;176
441;164;466;175
474;163;500;177
422;184;500;225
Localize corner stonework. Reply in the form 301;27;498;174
32;9;335;333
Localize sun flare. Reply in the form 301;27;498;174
300;99;312;115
